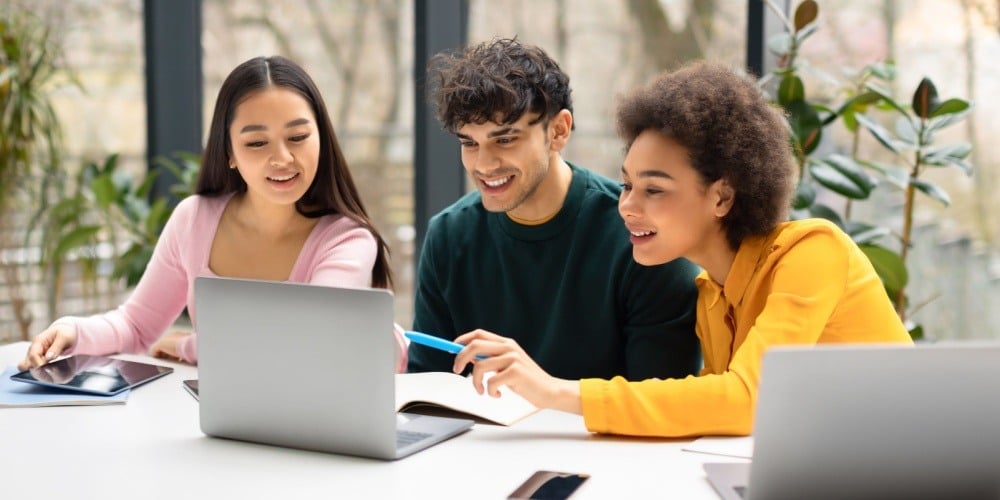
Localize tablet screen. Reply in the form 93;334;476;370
10;355;174;396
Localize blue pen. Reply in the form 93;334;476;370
404;331;487;360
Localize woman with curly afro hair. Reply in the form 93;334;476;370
452;61;912;438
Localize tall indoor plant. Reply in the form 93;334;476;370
0;7;72;338
763;0;973;337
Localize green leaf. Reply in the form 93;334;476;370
135;171;159;199
778;75;805;106
808;203;845;228
847;224;891;245
52;225;101;261
49;197;84;222
111;171;134;196
786;100;823;155
923;143;974;175
943;157;973;176
113;244;154;288
100;152;119;175
837;91;884;133
815;104;838;126
894;116;919;146
122;196;151;227
90;174;117;209
930;98;970;118
794;22;819;44
823;154;878;191
793;181;817;209
924;142;972;161
842;111;858;133
911;178;950;206
809;161;872;199
856;159;909;189
859;243;908;298
867;61;897;81
855;113;899;154
793;0;819;31
838;91;881;114
926;109;970;137
864;82;908;116
790;207;811;220
145;198;169;236
908;324;924;341
923;151;972;175
911;77;939;119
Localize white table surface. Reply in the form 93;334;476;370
0;341;744;499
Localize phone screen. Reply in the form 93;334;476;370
508;470;590;500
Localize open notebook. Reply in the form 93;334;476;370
396;372;539;426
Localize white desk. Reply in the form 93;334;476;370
0;342;743;499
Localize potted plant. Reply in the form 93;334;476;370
1;7;73;339
763;0;973;339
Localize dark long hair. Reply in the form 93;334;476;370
195;55;392;288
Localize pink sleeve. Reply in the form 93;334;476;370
63;197;198;361
307;223;379;288
305;221;407;373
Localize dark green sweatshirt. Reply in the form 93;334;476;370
408;164;701;381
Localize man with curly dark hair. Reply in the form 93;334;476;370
407;38;702;382
453;61;912;438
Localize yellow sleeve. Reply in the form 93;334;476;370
580;229;849;437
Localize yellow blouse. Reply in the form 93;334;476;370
580;218;912;437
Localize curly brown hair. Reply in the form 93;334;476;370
427;37;573;133
616;61;796;250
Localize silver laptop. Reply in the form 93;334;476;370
194;276;473;460
706;343;1000;500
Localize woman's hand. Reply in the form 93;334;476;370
17;323;78;371
150;331;191;362
453;329;582;414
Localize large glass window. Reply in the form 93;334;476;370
2;1;997;343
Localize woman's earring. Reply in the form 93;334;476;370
229;163;237;170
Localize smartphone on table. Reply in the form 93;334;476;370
509;470;590;500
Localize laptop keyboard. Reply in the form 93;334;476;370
396;430;432;448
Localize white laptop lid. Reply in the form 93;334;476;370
195;277;469;460
709;343;1000;500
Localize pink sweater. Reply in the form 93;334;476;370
60;193;407;370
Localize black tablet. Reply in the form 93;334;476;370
10;355;174;396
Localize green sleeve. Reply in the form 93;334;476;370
621;257;701;381
407;217;460;373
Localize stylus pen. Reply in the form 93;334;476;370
404;331;488;360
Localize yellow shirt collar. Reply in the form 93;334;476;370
695;229;781;310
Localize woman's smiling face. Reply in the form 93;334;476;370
228;87;321;207
618;130;730;266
